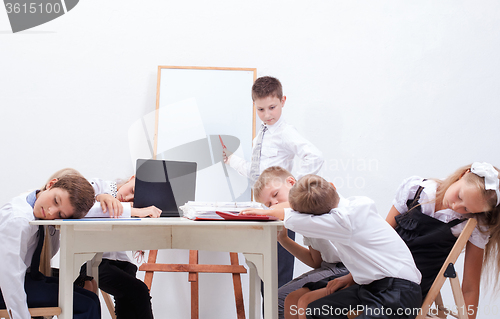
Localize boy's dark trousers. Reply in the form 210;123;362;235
0;272;101;319
278;229;296;287
306;277;422;319
0;225;101;319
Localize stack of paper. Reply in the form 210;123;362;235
180;201;267;220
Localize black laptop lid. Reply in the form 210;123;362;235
134;159;197;217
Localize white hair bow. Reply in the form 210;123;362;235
471;162;500;206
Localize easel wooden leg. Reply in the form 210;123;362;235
144;250;158;290
230;252;246;319
189;250;199;319
139;249;247;318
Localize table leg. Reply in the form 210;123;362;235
244;254;262;319
244;225;279;319
58;226;75;319
262;237;278;319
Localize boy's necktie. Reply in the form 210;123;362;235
250;124;268;184
30;225;45;280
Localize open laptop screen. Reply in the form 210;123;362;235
134;159;197;217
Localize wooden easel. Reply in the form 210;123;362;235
139;249;247;319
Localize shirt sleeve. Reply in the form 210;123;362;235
281;126;324;179
84;202;132;218
89;178;115;196
0;217;32;319
391;176;424;214
227;154;251;178
284;208;352;244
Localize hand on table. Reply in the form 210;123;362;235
96;194;123;218
131;206;162;218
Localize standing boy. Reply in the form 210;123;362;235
225;76;325;287
0;173;100;319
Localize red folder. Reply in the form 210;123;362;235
216;211;278;221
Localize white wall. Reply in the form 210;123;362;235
1;1;500;318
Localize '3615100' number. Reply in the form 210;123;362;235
5;2;62;14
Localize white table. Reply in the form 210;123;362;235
31;218;282;319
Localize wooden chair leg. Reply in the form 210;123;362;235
230;252;246;319
101;290;117;319
0;307;61;319
434;292;447;318
189;250;199;319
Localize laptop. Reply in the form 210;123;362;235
134;159;197;217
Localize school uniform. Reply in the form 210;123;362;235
277;197;350;319
85;180;154;319
392;176;489;297
228;116;324;180
278;237;348;319
284;196;422;319
229;116;325;287
0;191;100;319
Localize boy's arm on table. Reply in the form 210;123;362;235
241;207;285;219
282;126;324;177
131;206;162;218
0;218;33;318
240;201;290;219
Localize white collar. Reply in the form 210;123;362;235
264;116;285;134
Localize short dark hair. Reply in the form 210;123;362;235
251;76;283;101
52;175;95;219
289;175;339;215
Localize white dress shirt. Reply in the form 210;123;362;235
392;176;490;249
302;197;349;264
284;196;422;285
0;193;40;319
229;116;324;180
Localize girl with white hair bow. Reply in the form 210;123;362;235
384;162;500;319
291;162;500;319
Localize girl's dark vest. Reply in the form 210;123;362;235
395;184;466;298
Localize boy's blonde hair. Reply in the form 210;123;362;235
289;174;339;215
253;166;293;202
251;76;283;101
